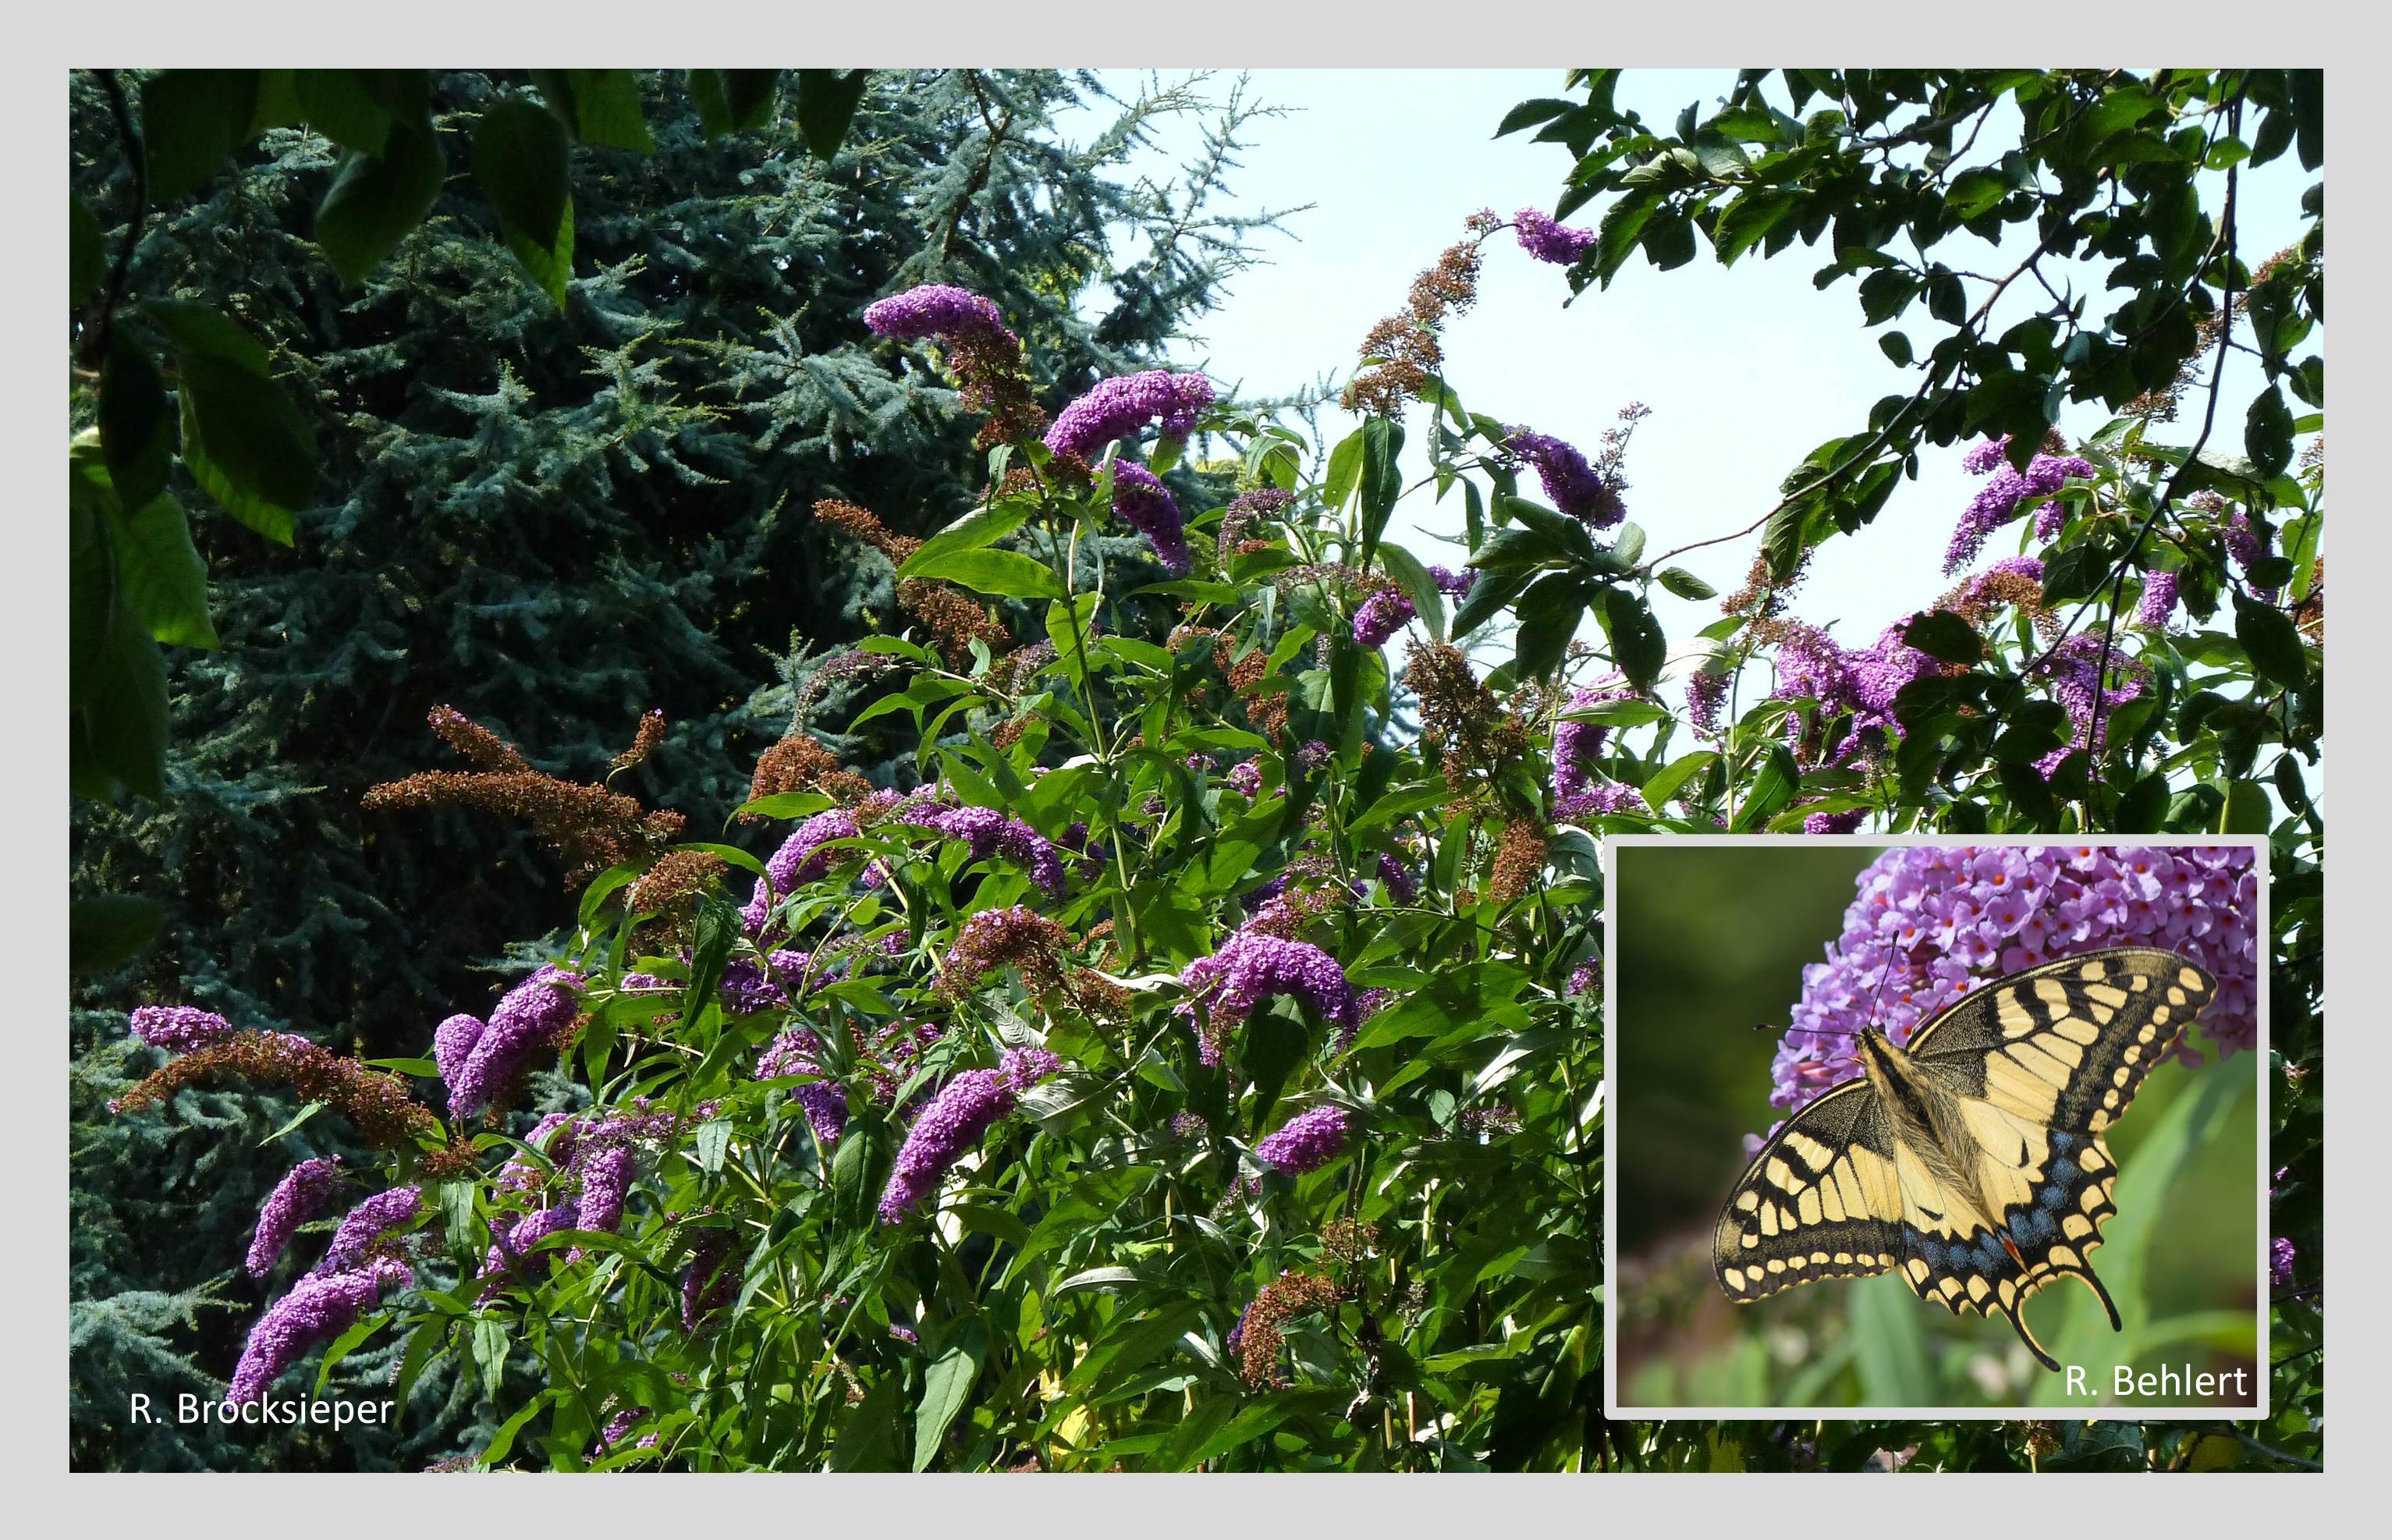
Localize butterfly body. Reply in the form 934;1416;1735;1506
1713;947;2216;1371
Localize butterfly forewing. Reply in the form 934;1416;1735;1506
1712;1080;1904;1302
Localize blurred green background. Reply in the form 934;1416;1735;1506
1611;843;2260;1410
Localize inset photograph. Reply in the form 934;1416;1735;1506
1606;839;2266;1417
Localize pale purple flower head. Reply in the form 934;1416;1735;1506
1353;589;1416;648
999;1045;1063;1091
130;1005;237;1055
2028;633;2146;777
1765;844;2259;1122
477;1202;578;1298
932;806;1066;895
313;1185;421;1276
1946;437;2095;573
1255;1105;1350;1174
1375;853;1419;906
1045;370;1215;457
745;810;864;931
2227;511;2278;601
246;1158;346;1277
445;966;584;1120
863;284;1017;349
877;1069;1019;1222
1512;208;1597;266
1178;932;1358;1066
1109;461;1191;574
431;1013;485;1088
1803;809;1866;835
1567;958;1599;998
1554;680;1631;806
757;1029;847;1146
1504;426;1622;527
228;1259;409;1403
1685;670;1729;740
1428;564;1478;598
2135;570;2180;629
2270;1237;2296;1289
1226;758;1264;798
499;1112;580;1193
572;1146;634;1237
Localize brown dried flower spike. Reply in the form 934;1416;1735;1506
364;707;686;888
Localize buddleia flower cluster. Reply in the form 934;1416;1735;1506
1766;844;2260;1125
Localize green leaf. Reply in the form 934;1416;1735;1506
1512;574;1588;680
147;300;321;534
1898;609;1982;666
140;70;261;200
2233;593;2309;690
2244;384;2294;479
261;1099;328;1145
472;95;574;308
1656;566;1716;601
794;69;872;159
105;489;217;648
896;500;1033;577
71;194;105;308
1641;750;1716;814
540;70;654;151
687;69;781;138
314;118;448;287
682;893;740;1020
1495;98;1576;137
98;335;174;513
1450;566;1530;637
907;548;1063;601
829;1372;905;1471
1355;417;1405;566
70;894;167;978
71;592;169;803
1878;331;1912;367
1946;168;2010;222
472;1318;509;1404
1322;427;1365;513
1595;190;1660;284
912;1318;988;1471
292;70;399;155
1599;587;1666;691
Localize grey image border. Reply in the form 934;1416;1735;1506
1599;831;2271;1422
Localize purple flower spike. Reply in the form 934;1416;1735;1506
2135;570;2179;629
313;1185;422;1277
1110;461;1191;574
129;1005;238;1054
744;809;864;931
1353;589;1416;648
1946;437;2095;573
228;1259;410;1403
246;1158;346;1278
1178;933;1358;1066
863;284;1017;349
444;966;584;1120
876;1069;1020;1223
1512;208;1597;266
932;806;1066;895
1256;1106;1351;1174
1045;370;1216;458
1504;426;1622;527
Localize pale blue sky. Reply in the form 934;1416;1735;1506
1070;68;2317;669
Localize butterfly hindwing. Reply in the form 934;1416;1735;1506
1712;1080;1905;1303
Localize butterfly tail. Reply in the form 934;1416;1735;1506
2067;1255;2124;1332
1998;1304;2061;1373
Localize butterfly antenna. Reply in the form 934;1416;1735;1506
1857;918;1904;1039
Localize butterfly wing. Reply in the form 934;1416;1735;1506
1712;1078;1906;1303
1888;946;2218;1367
